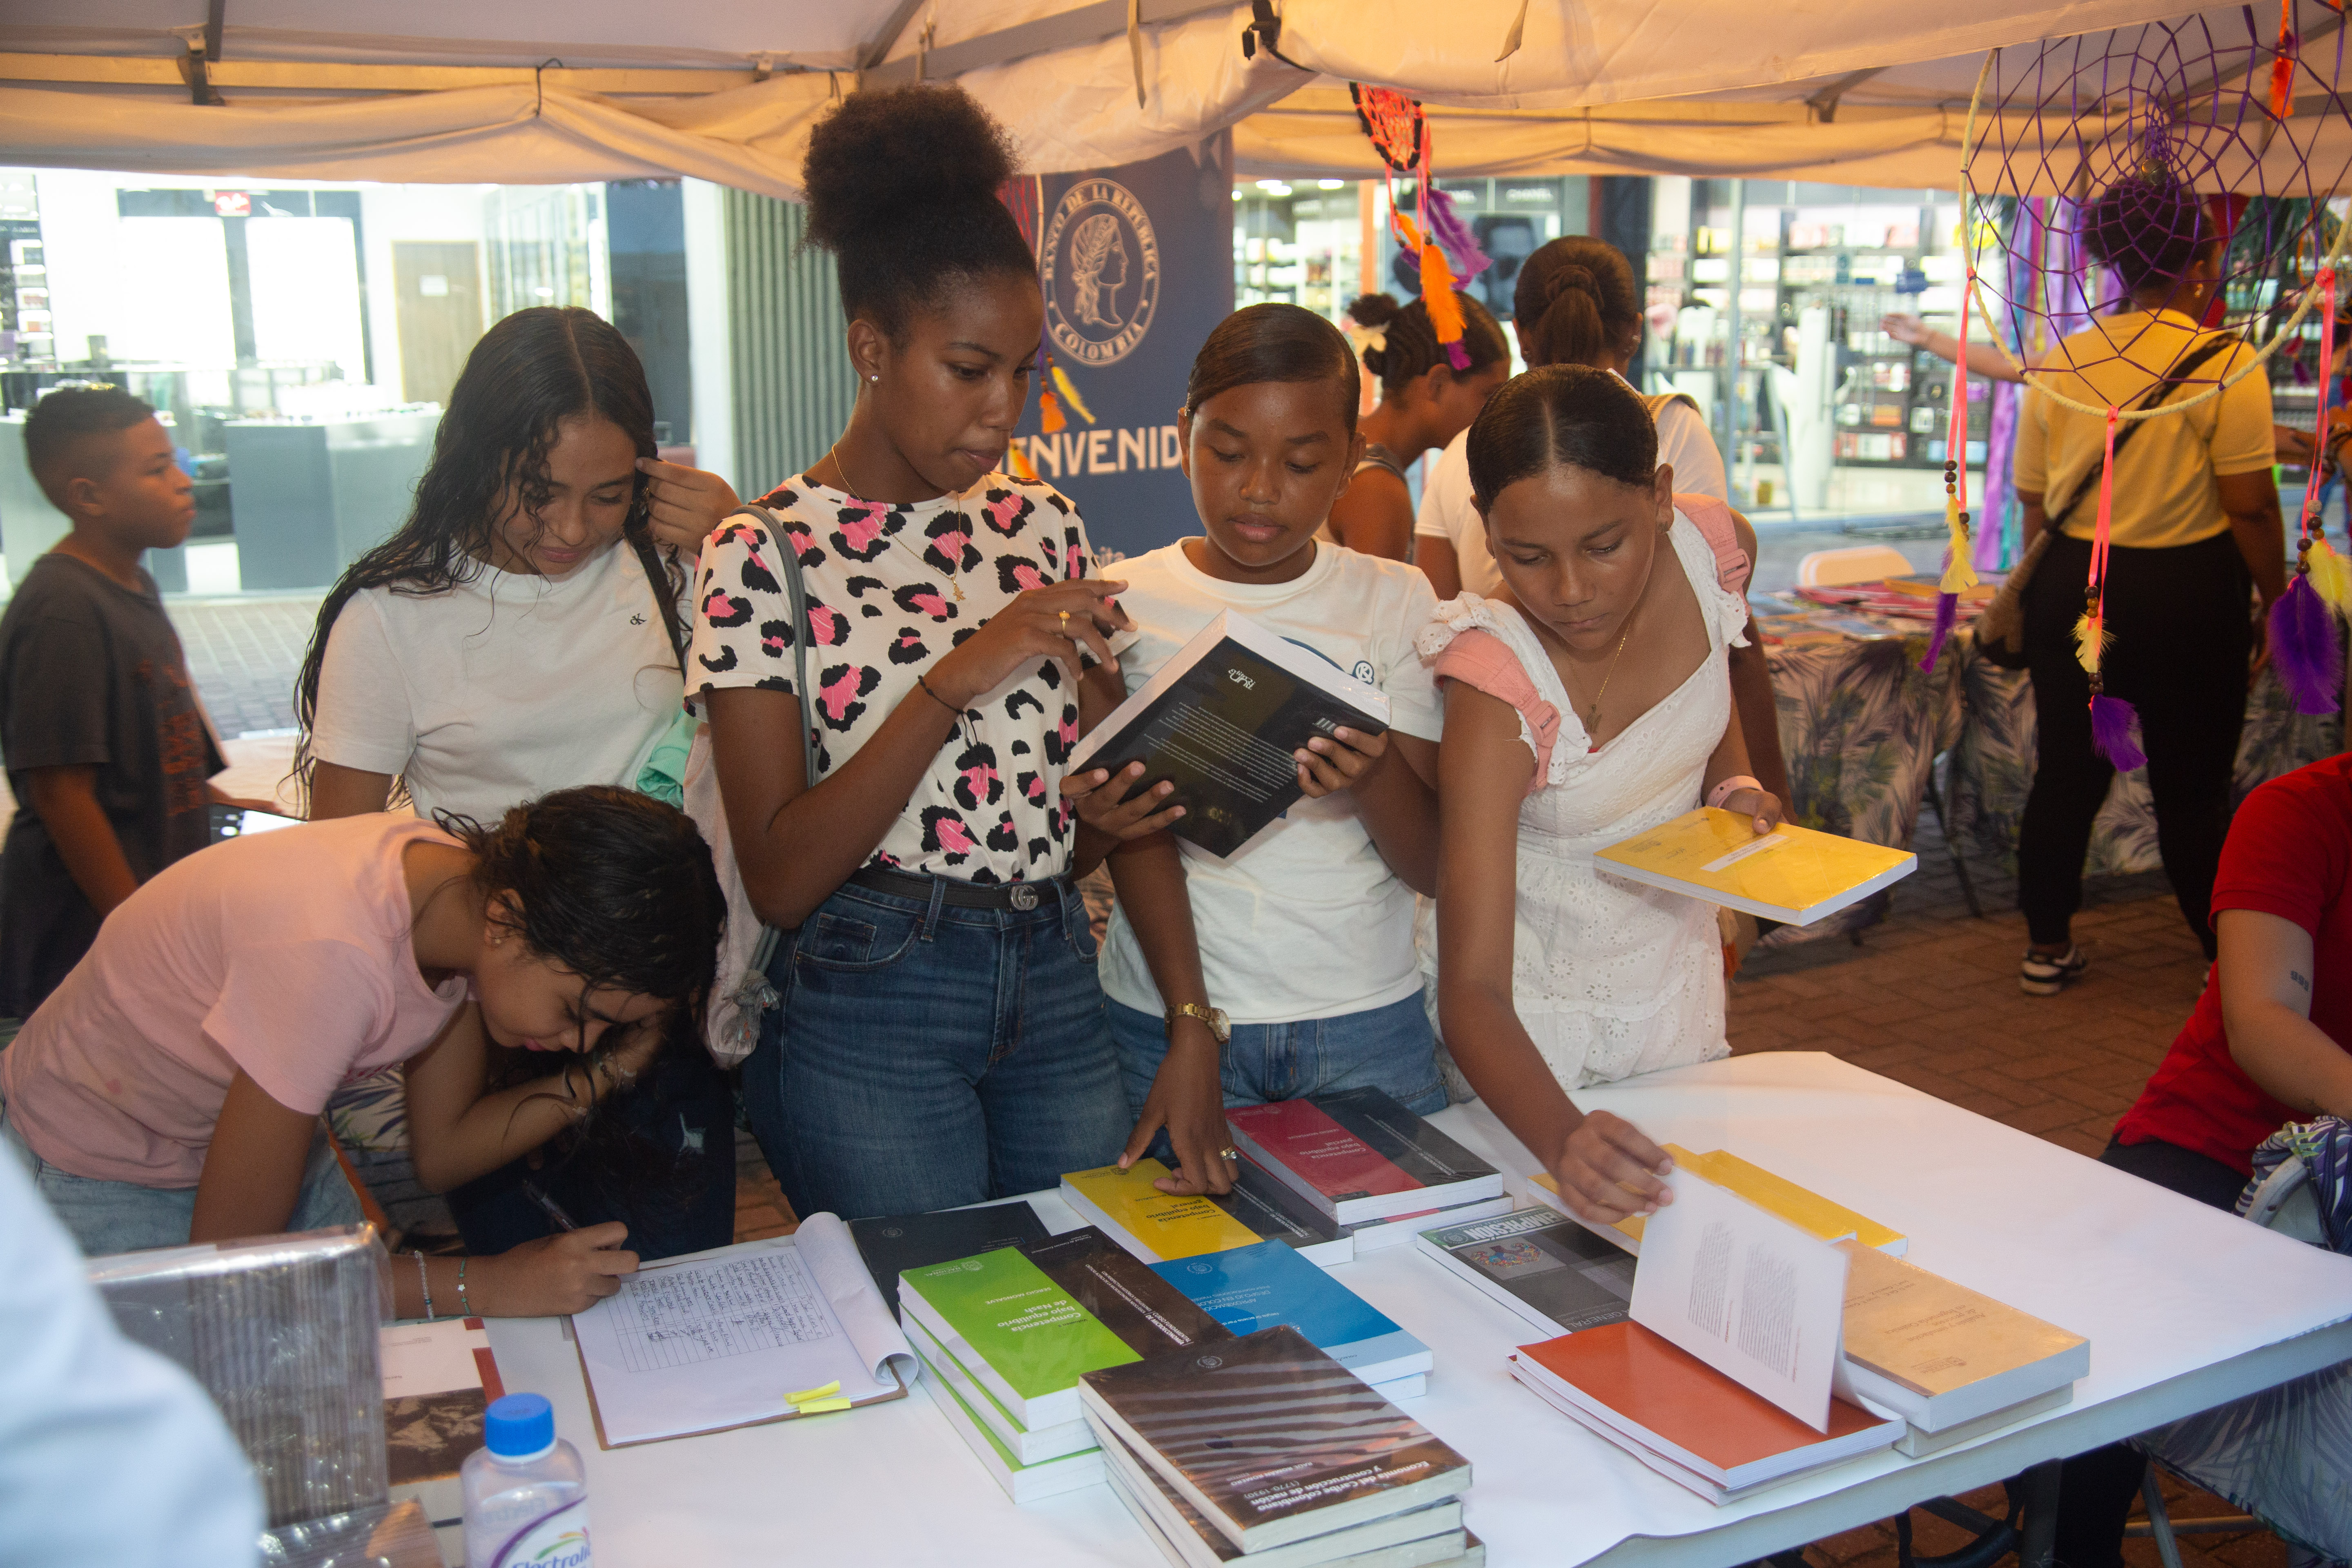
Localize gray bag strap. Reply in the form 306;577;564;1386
733;504;819;964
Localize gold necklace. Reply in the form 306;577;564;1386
1567;611;1635;746
829;441;966;602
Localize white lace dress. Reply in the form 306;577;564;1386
1417;513;1750;1090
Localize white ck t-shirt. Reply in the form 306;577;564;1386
1100;541;1444;1026
311;539;684;824
1415;380;1728;597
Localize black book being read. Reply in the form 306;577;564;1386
1071;608;1392;858
1080;1325;1471;1553
849;1203;1049;1322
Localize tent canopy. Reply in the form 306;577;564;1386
0;2;2336;196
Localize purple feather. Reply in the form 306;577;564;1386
2269;574;2344;714
1919;590;1959;673
1421;188;1492;282
2090;694;2147;771
1445;341;1471;370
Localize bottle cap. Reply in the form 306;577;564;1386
484;1392;557;1459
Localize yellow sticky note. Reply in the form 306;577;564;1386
786;1380;841;1404
791;1396;853;1415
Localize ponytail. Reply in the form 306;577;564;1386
1514;238;1642;370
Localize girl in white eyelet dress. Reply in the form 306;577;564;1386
1417;503;1754;1089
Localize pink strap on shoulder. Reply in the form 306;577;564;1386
1675;492;1751;598
1431;628;1558;794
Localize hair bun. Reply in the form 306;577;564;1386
802;84;1019;254
1348;293;1401;329
1543;264;1600;310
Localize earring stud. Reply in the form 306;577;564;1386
869;374;880;383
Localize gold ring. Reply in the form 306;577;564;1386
1218;1146;1240;1162
1058;610;1071;627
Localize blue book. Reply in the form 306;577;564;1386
1149;1240;1432;1388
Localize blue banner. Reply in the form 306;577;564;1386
1018;136;1233;564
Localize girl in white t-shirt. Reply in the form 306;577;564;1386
1072;304;1447;1198
296;306;743;1262
0;788;724;1318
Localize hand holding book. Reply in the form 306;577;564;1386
1062;759;1187;842
1292;723;1388;798
1550;1110;1677;1225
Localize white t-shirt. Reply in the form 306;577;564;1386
1100;541;1443;1025
1414;382;1728;597
312;540;684;824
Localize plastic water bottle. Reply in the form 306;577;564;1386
461;1392;592;1568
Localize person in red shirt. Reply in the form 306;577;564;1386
2056;751;2352;1568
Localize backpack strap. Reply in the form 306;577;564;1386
1673;491;1751;599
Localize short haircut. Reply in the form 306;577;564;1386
24;385;155;508
2082;175;2212;294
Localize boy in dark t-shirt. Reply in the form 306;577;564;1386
0;388;261;1017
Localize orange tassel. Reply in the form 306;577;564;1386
1421;243;1464;346
1039;390;1065;435
2272;0;2298;118
1004;441;1040;483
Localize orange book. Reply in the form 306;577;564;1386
1514;1322;1899;1490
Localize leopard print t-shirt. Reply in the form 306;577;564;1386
685;472;1094;884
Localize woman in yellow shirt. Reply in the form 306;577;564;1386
2010;175;2286;989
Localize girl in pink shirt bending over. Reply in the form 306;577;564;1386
0;786;723;1319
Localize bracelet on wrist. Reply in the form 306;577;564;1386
413;1249;436;1321
1706;775;1764;811
915;674;962;720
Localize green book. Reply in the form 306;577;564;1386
899;1227;1229;1430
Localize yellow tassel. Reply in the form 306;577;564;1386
1940;497;1979;593
1004;441;1039;483
2073;608;2110;675
2308;534;2352;616
1421;244;1464;349
1051;364;1096;425
1039;390;1066;435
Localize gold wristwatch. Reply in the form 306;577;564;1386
1166;1002;1231;1044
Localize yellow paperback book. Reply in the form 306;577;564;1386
1527;1147;1905;1257
1060;1162;1266;1260
1593;808;1916;925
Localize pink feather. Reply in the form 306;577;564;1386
1420;188;1492;282
1919;589;1959;673
2089;694;2147;771
2269;574;2344;714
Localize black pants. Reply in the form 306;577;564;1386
2018;531;2252;959
2052;1136;2249;1568
445;1038;737;1262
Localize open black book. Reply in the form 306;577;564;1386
1073;609;1392;858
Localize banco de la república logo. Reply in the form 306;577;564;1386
1042;178;1160;368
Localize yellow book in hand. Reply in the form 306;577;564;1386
1594;807;1916;925
1059;1162;1267;1261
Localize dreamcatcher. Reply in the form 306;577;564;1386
1949;6;2352;755
1350;84;1490;365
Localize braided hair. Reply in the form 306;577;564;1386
1514;238;1644;371
1348;291;1510;396
800;84;1038;338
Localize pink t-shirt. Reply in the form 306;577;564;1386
0;813;468;1185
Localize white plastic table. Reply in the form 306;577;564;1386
486;1052;2352;1567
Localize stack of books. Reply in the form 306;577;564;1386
1150;1240;1433;1399
1510;1323;1902;1505
1227;1089;1509;1254
897;1227;1232;1504
1063;1160;1354;1266
1083;1325;1478;1567
1836;1241;2088;1458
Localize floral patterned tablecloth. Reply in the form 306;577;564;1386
1756;611;1965;947
1942;637;2342;876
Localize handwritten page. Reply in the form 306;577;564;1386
570;1218;912;1447
1629;1167;1850;1430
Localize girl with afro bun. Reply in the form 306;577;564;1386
687;84;1166;1220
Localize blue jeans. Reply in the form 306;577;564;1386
744;875;1131;1221
1106;993;1446;1122
1;1103;361;1256
445;1037;737;1262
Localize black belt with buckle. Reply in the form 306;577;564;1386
846;864;1067;912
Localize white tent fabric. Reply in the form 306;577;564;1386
0;0;2258;195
